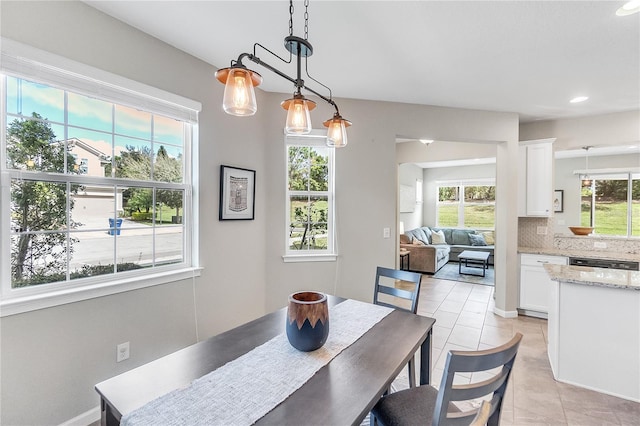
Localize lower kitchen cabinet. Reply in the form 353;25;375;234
519;253;567;318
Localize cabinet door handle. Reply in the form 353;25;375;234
537;260;549;264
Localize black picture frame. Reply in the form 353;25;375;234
554;189;564;213
219;165;256;220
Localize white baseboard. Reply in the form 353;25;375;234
58;406;100;426
492;307;518;318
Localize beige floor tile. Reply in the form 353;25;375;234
462;299;489;314
480;324;515;347
431;309;459;328
447;324;482;349
456;310;486;329
437;299;466;314
431;325;452;349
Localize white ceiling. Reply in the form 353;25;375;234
85;1;639;125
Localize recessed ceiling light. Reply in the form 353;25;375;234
616;0;640;16
419;139;434;144
570;96;589;103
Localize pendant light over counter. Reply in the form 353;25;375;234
215;0;351;148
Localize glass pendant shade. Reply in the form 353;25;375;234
220;68;259;116
324;114;351;148
282;96;315;134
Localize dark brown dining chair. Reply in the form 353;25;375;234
371;332;523;426
373;266;423;388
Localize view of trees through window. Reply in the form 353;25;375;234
4;75;190;289
438;184;495;229
580;174;639;237
287;144;331;252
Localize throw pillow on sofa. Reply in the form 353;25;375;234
431;230;446;244
482;231;495;245
469;233;487;246
412;238;426;246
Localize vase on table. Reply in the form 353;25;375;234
286;291;329;352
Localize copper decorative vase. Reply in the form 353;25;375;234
286;291;329;352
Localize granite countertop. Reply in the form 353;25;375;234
518;246;639;262
543;264;640;290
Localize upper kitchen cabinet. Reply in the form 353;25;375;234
518;138;555;217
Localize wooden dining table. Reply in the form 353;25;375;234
95;296;436;425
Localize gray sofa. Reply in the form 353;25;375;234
400;227;495;274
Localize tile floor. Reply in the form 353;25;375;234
405;276;640;425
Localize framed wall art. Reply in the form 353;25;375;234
554;189;564;213
219;165;256;220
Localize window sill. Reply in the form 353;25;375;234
282;254;338;263
0;267;202;317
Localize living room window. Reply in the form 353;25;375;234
437;180;495;229
581;173;639;237
284;132;336;261
0;40;201;314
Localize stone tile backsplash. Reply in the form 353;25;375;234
518;217;554;248
518;217;640;255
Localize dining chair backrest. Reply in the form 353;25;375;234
373;266;422;314
433;332;523;426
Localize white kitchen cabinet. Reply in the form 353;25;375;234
518;139;555;217
519;253;567;317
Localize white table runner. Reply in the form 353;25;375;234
121;299;393;426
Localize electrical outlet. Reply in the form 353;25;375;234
383;227;390;238
594;241;607;249
117;342;130;362
536;226;548;235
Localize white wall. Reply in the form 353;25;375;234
398;163;424;231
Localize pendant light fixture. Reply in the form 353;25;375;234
215;0;351;147
582;146;592;187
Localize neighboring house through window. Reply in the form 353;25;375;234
0;40;201;315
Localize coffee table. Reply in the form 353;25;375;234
458;250;491;277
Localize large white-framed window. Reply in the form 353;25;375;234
580;172;639;237
436;179;495;229
0;39;201;315
284;131;336;262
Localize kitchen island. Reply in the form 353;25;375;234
544;264;640;402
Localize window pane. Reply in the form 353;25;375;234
154;115;184;145
288;147;309;191
289;195;329;250
156;189;184;223
68;92;113;133
438;186;458;202
6;117;69;173
154;146;183;183
6;77;65;123
124;187;154;220
438;204;458;227
116;227;153;269
593;178;628;236
11;179;69;231
464;204;495;228
11;233;69;288
157;227;184;265
464;186;495;202
115;104;151;140
69;231;116;281
71;184;117;231
116;138;152;180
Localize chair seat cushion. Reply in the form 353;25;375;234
371;385;458;426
